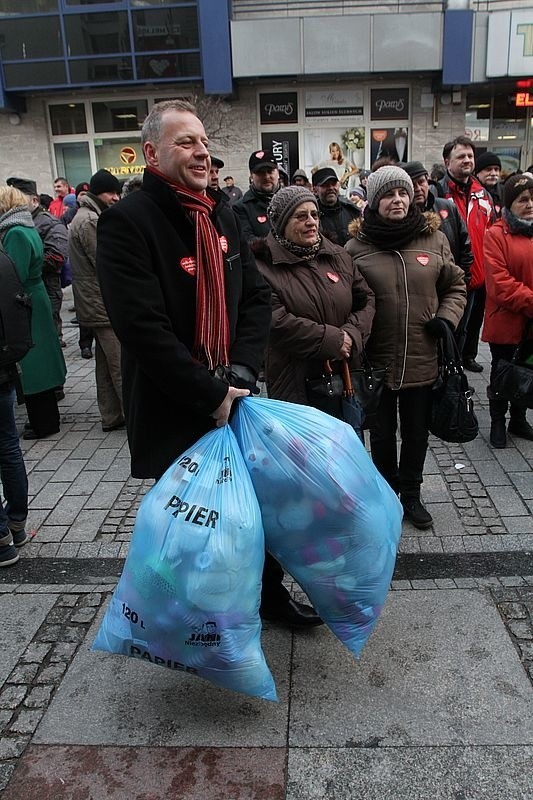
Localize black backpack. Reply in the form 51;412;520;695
0;243;33;368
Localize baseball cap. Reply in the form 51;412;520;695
249;150;278;173
312;167;339;187
210;156;224;169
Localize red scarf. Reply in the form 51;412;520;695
147;166;230;370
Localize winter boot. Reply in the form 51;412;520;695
489;398;508;449
401;496;433;530
508;405;533;441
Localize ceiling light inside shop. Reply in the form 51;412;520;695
468;104;490;109
115;114;138;119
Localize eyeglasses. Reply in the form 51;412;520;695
290;210;319;222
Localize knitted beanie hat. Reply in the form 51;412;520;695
475;151;501;173
366;166;414;210
267;186;317;236
89;169;121;196
503;173;533;209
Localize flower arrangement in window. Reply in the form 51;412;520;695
342;127;365;152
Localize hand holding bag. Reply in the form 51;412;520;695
305;351;386;420
305;360;365;440
492;321;533;409
429;325;479;443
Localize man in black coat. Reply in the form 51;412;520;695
97;99;320;628
312;167;360;247
233;149;280;241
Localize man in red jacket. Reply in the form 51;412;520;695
436;136;494;371
48;177;70;218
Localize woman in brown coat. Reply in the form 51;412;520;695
345;166;466;529
251;185;375;406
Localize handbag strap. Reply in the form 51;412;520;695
439;325;464;376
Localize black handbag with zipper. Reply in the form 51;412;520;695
492;322;533;410
429;326;479;443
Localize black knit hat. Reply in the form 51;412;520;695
75;181;89;197
403;161;428;181
475;152;501;173
89;169;121;196
267;186;317;236
503;173;533;209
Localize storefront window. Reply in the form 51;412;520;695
54;142;91;188
0;1;57;14
3;61;67;88
0;16;63;59
64;12;129;56
49;103;88;135
93;99;147;132
491;93;526;143
94;137;144;177
136;52;200;80
465;93;490;142
69;56;133;82
132;7;199;51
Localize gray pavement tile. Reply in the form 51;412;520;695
426;502;464;535
27;471;56;499
461;437;494;461
419;473;448;502
29;482;70;511
487;486;529;516
63;509;108;542
493;449;531;471
286;747;533;800
69;440;102;460
502;516;533;535
289;590;533;747
509;472;533;500
0;595;56;685
34;611;291;747
32;451;69;472
53;431;91;450
44;495;88;526
49;460;87;483
440;536;466;553
83;482;124;511
474;460;512;486
67;470;106;496
398;537;420;553
104;460;132;482
85;448;121;471
34;526;69;544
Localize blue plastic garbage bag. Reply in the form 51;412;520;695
92;425;277;701
231;397;402;657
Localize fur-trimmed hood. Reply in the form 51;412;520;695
347;210;441;241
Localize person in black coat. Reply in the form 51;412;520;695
97;99;321;628
312;167;360;247
233;150;280;241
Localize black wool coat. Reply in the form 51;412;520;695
96;169;271;478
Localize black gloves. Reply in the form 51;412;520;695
425;317;453;338
228;363;260;395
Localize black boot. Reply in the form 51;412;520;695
401;496;433;529
489;398;508;448
508;406;533;440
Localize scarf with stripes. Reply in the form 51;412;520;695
147;166;230;370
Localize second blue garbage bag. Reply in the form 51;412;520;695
231;397;402;657
92;424;276;702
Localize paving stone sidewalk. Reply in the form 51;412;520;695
0;295;531;799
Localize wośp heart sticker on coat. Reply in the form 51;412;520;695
416;254;430;266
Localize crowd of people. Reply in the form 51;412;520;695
1;104;532;610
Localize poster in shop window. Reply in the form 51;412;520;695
261;132;300;182
303;127;366;196
370;128;408;166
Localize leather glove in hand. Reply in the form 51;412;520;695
425;317;453;339
228;363;260;395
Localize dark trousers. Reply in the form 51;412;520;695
42;271;63;338
0;384;28;538
79;325;94;352
24;389;60;438
461;285;486;361
488;343;526;420
369;385;432;498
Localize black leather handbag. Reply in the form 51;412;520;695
305;355;386;419
492;323;533;409
429;326;479;443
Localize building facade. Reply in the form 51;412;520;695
1;1;532;194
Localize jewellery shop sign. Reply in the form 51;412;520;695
370;88;410;121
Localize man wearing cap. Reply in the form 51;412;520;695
6;177;69;344
97;99;320;627
221;176;243;204
291;169;311;189
474;152;503;218
435;136;495;372
208;156;224;192
312;167;360;247
403;161;473;286
233;150;280;241
69;169;124;431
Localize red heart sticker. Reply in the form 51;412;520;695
326;272;339;283
255;151;264;159
416;254;430;266
257;215;267;224
439;209;449;220
180;256;197;275
219;235;228;253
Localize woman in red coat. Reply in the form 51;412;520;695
482;174;533;448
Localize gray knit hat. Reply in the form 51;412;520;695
366;166;414;210
267;186;317;236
